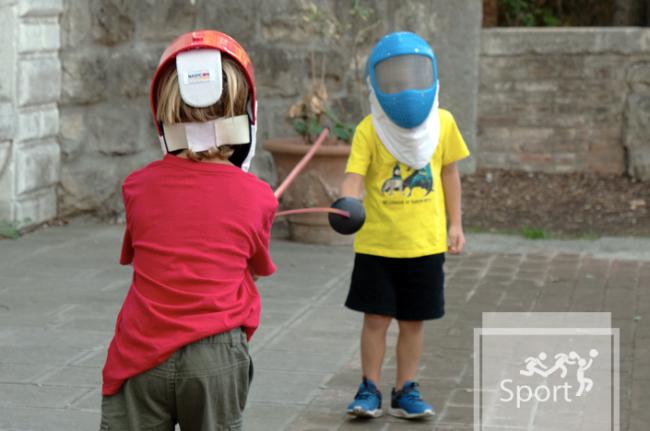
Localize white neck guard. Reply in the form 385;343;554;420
369;82;440;170
160;114;257;172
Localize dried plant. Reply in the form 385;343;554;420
287;0;377;144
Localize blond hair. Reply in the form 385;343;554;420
155;57;250;161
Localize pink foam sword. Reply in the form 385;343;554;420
273;128;350;219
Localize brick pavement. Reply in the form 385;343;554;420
0;223;648;430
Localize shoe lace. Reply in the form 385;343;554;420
401;384;424;403
355;389;376;401
404;389;423;402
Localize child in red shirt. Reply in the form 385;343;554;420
100;30;277;431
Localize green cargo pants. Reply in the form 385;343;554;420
100;327;253;431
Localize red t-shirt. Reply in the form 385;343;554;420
102;154;277;396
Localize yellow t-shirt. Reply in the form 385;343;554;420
345;109;470;258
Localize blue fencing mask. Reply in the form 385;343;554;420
366;32;440;169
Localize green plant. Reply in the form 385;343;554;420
496;0;620;26
520;226;550;240
0;220;21;239
498;0;560;26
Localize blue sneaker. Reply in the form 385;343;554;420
389;381;435;419
346;377;383;418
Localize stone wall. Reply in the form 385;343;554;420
0;0;62;228
478;28;650;179
58;0;481;218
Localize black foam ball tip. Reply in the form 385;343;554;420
328;197;366;235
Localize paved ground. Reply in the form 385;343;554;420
0;223;648;430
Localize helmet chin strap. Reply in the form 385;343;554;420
162;115;251;153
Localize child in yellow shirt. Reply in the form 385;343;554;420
340;31;469;420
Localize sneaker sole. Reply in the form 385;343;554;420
347;407;383;418
388;407;435;419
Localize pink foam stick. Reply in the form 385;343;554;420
275;207;350;218
273;128;330;199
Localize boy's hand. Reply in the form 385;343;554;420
448;225;465;254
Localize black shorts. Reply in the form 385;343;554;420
345;253;445;321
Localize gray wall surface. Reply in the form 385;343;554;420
0;0;62;229
478;28;650;179
57;0;482;218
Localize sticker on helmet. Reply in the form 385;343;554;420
185;70;213;84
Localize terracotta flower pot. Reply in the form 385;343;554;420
263;137;352;245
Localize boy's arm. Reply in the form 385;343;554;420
248;265;259;281
441;162;465;254
119;227;134;265
341;173;365;199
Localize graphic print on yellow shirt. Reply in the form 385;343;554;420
346;109;470;258
381;163;433;197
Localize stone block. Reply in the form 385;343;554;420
0;140;13;220
59;150;156;217
624;93;650;180
18;0;63;17
15;140;60;195
60;0;91;49
58;107;86;160
527;55;587;80
86;102;147;156
482;28;648;56
14;187;57;226
0;7;15;103
476;151;510;169
17;55;61;107
59;157;117;214
61;50;108;105
587;140;626;174
627;61;650;93
249;44;307;98
514;81;559;93
89;0;135;46
582;54;628;81
17;18;60;53
107;48;159;99
256;98;295;140
0;102;14;140
390;0;439;40
259;0;320;44
195;0;257;46
137;0;197;42
17;105;58;141
551;152;580;173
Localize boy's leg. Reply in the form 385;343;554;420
175;328;252;431
361;313;392;384
395;319;424;389
389;319;434;419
